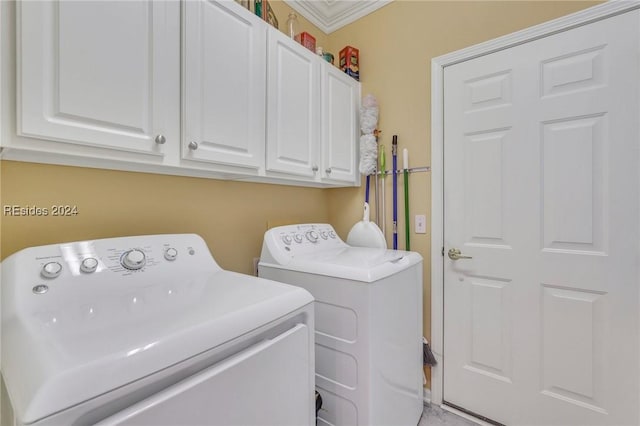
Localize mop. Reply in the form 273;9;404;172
403;148;410;251
346;95;386;248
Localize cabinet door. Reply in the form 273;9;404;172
321;63;360;184
266;29;320;178
183;0;266;171
18;1;178;155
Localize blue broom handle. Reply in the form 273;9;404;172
365;175;370;204
392;136;398;250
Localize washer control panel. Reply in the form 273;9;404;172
265;224;346;259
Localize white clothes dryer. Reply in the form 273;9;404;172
1;234;315;426
259;224;423;426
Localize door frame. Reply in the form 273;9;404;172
430;0;640;410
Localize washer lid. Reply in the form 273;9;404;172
261;246;423;282
2;268;312;425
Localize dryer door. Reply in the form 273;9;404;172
95;324;312;426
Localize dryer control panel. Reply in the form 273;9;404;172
3;234;219;299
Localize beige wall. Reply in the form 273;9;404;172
0;161;330;274
324;0;600;387
0;0;333;268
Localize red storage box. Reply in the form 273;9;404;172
295;32;316;52
339;46;359;81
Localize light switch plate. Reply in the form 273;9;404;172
415;215;427;234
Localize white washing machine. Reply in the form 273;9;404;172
1;234;315;426
259;224;423;426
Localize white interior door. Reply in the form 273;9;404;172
443;10;639;425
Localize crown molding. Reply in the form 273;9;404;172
283;0;392;34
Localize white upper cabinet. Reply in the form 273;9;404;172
17;1;179;156
320;62;360;184
266;28;320;178
10;0;360;187
183;0;266;172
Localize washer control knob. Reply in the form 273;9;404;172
320;231;329;240
41;262;62;279
281;235;292;245
306;230;319;243
80;257;99;273
164;247;178;261
293;234;303;243
329;231;336;239
121;249;146;270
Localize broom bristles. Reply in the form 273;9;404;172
359;94;379;176
423;338;437;366
359;134;377;175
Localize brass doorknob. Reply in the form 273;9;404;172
448;248;472;260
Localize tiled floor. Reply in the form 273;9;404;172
418;404;479;426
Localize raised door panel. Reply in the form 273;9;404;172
18;1;178;155
183;0;266;171
321;63;359;185
266;29;319;178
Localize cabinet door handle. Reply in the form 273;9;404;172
188;141;199;150
154;134;166;145
312;165;318;172
325;168;332;174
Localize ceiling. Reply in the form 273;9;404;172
283;0;393;34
